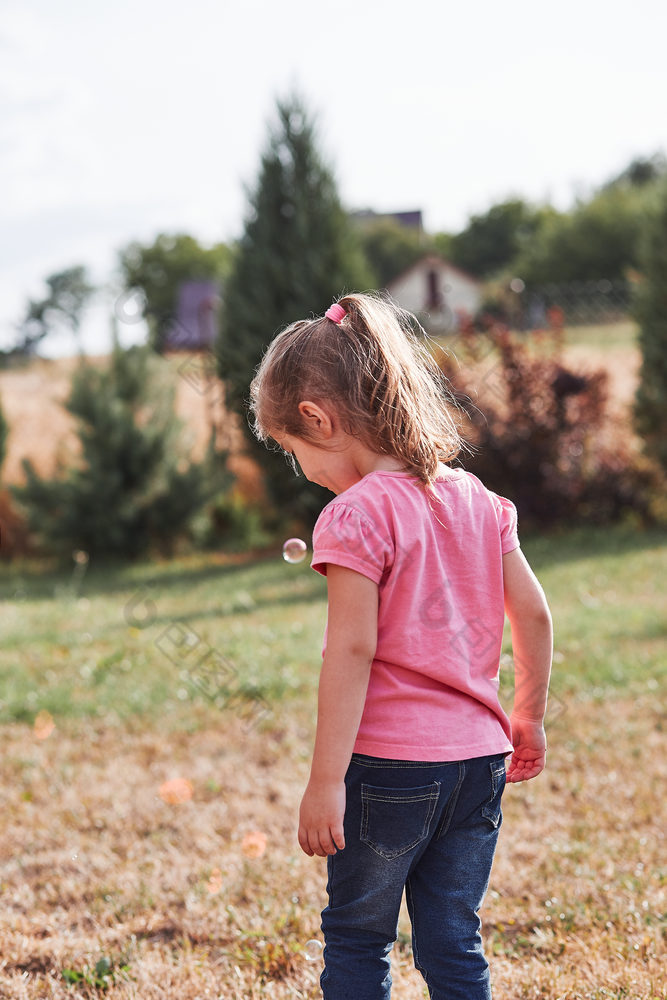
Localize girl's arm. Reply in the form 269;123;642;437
502;547;553;782
298;564;378;857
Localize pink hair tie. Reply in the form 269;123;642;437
325;303;346;325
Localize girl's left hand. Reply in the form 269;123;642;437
298;780;346;857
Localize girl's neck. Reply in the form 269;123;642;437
347;442;406;481
361;454;406;475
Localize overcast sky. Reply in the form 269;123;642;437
2;0;667;356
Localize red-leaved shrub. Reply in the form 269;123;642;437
444;326;658;527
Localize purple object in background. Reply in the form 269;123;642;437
165;280;221;350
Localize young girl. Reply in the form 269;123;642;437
250;293;553;1000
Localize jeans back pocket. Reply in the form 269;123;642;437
360;782;440;860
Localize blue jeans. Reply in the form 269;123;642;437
320;753;506;1000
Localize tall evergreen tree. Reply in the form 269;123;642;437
0;395;7;477
14;346;226;558
634;181;667;474
216;95;373;523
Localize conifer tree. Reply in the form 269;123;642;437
0;395;7;478
14;347;225;558
634;181;667;474
216;95;373;523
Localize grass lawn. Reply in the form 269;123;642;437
0;522;665;998
562;319;638;352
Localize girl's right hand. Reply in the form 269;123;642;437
298;779;346;857
506;715;547;782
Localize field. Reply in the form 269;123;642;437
0;319;664;998
0;320;640;488
1;523;665;999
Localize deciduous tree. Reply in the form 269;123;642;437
8;265;94;359
119;234;232;352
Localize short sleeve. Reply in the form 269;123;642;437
495;495;520;554
311;502;393;584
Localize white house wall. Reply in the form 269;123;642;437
387;260;482;329
388;268;431;316
442;266;481;318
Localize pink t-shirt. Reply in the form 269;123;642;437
311;468;519;761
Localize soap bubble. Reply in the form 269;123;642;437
282;538;307;564
304;938;323;962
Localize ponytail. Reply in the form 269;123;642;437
250;291;463;485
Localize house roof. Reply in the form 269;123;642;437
386;253;481;290
352;208;423;230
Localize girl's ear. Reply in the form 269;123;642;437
298;400;333;439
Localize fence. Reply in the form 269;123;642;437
506;278;634;330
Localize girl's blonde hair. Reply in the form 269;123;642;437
249;292;463;485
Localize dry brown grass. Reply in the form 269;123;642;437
0;694;664;999
1;326;662;997
0;354;262;498
0;331;640;491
